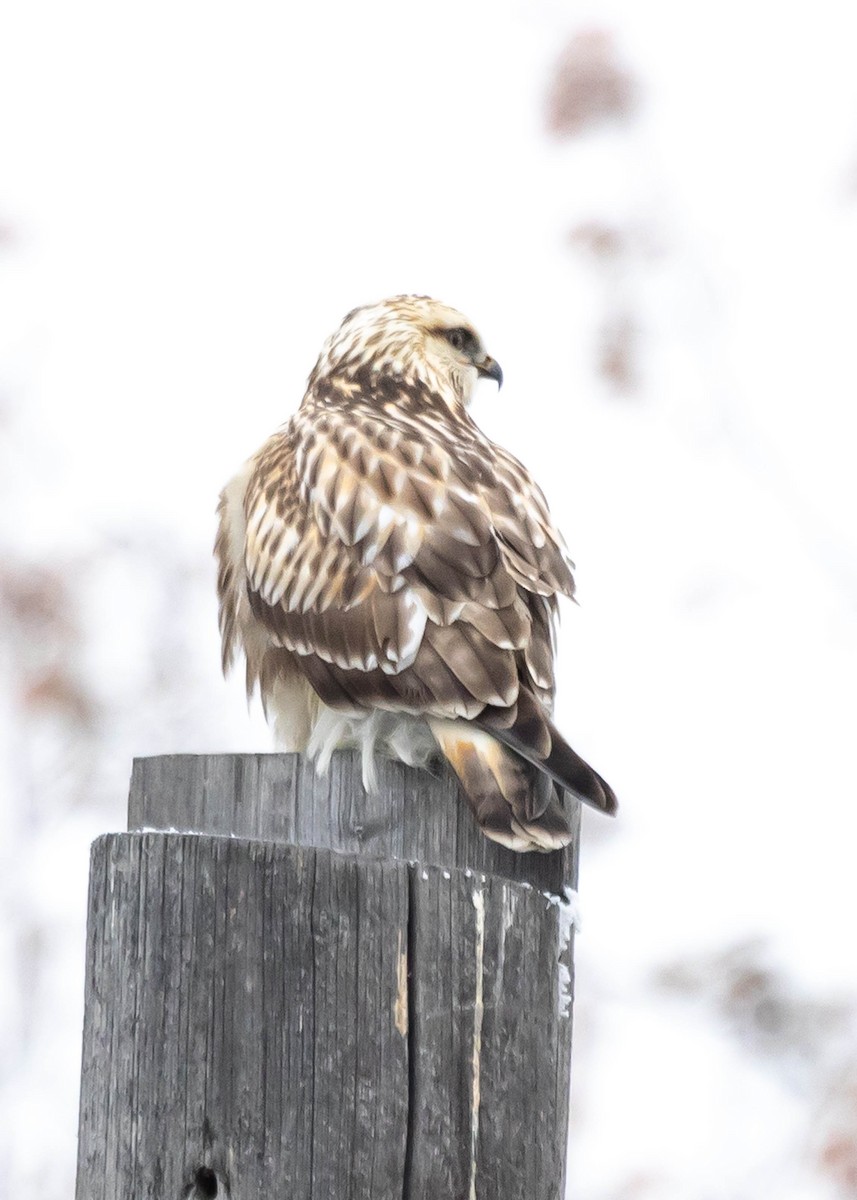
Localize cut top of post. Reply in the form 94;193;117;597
128;752;579;894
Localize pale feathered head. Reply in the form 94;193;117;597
307;295;503;406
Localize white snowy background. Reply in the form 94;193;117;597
2;2;857;1197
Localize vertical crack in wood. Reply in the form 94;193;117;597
469;888;485;1200
308;851;318;1199
130;835;147;1196
401;870;416;1199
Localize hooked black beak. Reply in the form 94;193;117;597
476;355;503;388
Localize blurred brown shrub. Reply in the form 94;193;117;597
546;30;638;138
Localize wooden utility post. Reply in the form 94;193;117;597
76;752;580;1199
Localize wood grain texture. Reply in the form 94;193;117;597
77;755;580;1198
77;833;410;1200
128;751;579;894
407;865;575;1199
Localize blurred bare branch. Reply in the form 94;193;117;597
546;30;638;139
815;1064;857;1196
0;564;95;728
658;940;854;1076
569;221;627;261
598;311;638;393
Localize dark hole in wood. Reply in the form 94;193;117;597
194;1166;218;1197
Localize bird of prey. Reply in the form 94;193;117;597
216;295;616;851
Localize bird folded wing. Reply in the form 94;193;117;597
239;401;575;721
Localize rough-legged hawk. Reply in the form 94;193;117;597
216;295;616;850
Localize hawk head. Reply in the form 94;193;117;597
309;295;503;406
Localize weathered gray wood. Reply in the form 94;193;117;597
407;867;575;1198
128;751;579;894
77;832;576;1199
77;833;411;1199
78;753;581;1198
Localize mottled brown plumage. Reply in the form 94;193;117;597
216;295;616;850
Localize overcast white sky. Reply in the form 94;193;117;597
2;2;857;1197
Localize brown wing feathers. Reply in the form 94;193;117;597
243;396;613;805
477;687;618;817
217;297;616;850
244;403;525;693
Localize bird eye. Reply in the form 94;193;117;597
446;328;468;352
